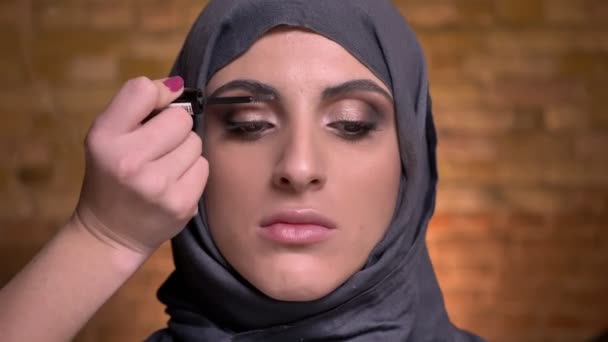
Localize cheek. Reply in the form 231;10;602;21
333;138;401;243
203;145;272;231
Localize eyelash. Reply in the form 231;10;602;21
327;120;378;140
224;120;276;139
223;118;377;141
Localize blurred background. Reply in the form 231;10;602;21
0;0;606;341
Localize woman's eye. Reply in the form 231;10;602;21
328;120;377;139
225;120;275;138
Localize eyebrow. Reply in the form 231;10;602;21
209;79;280;99
322;79;393;103
209;78;393;103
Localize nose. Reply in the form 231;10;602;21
271;126;326;193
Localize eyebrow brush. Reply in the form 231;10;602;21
168;87;275;116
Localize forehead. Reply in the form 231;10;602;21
206;27;391;95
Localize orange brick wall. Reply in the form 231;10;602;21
0;1;606;341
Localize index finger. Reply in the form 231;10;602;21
94;76;185;134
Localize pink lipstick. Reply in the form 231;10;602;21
259;209;336;245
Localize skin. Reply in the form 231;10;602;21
203;28;402;301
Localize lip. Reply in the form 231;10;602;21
259;209;337;245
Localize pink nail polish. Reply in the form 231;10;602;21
163;76;184;92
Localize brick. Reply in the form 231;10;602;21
398;2;461;29
34;3;89;30
399;1;495;30
589;108;608;130
31;189;79;223
25;140;83;222
434;266;500;294
68;55;120;83
0;1;19;28
442;158;608;186
501;240;603;282
550;211;608;234
135;1;194;33
0;161;11;190
33;30;127;60
463;53;557;80
440;131;570;164
431;80;483;109
559;52;608;80
14;138;54;187
505;212;600;243
0;184;36;221
587;0;608;27
455;2;495;28
544;105;590;131
485;29;606;55
437;134;498;162
435;184;504;215
0;107;34;142
0;29;30;86
487;78;588;107
434;106;546;135
428;213;499;243
574;132;608;161
498;212;556;242
499;187;608;217
87;2;134;31
497;133;574;161
0;219;58;252
51;85;119;118
434;107;511;135
0;56;29;86
548;313;608;338
31;56;71;83
127;33;185;60
119;57;174;81
419;30;486;59
557;270;608;297
490;312;542;342
496;0;544;26
428;239;504;270
543;0;587;25
0;86;51;116
0;29;23;59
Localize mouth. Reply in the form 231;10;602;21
259;209;337;245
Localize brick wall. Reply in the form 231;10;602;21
0;1;606;341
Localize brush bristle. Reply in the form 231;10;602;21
251;94;275;103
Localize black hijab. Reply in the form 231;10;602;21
147;1;484;341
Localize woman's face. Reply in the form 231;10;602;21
203;28;401;301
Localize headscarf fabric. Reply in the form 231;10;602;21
147;1;484;341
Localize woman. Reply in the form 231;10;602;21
0;1;483;341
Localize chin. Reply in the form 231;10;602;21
264;284;330;302
248;254;348;302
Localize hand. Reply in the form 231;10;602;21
72;76;208;255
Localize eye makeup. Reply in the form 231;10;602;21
324;99;384;137
216;104;278;140
201;79;392;142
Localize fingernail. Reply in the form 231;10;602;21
163;76;184;92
